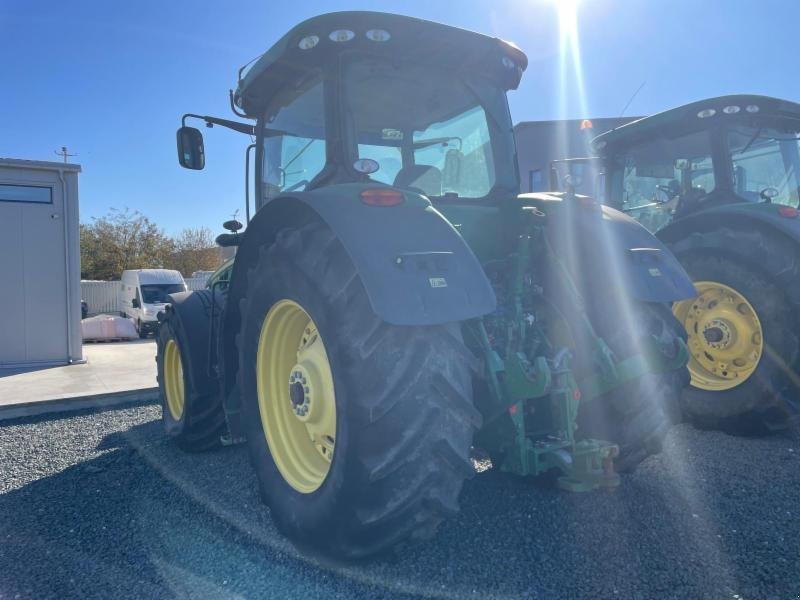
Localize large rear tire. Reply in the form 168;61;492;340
238;221;480;559
671;228;800;433
576;303;689;471
156;301;226;451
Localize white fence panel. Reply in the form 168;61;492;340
81;281;121;315
185;277;209;291
81;277;209;315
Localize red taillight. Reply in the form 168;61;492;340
360;189;404;207
778;206;799;218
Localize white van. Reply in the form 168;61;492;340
120;269;187;338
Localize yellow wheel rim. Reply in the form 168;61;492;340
673;281;763;391
163;339;185;420
256;299;336;494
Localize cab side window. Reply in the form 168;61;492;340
728;127;800;206
261;78;326;206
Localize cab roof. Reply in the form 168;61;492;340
592;94;800;152
233;11;527;118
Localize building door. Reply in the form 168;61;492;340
0;169;68;366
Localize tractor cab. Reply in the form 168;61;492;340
593;95;800;232
177;12;526;210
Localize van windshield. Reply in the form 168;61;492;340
141;284;184;304
343;56;518;200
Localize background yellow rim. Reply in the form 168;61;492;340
673;281;763;391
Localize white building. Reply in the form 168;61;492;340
0;158;83;367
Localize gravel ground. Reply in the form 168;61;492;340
0;403;798;600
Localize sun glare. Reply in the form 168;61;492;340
554;0;581;38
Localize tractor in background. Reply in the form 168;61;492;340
158;11;693;558
553;96;800;432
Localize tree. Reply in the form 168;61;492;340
166;227;223;277
79;209;174;280
79;210;223;280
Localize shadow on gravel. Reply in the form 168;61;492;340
0;418;412;599
1;410;798;600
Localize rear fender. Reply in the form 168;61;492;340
219;183;496;406
657;206;800;307
540;198;697;303
228;183;495;327
658;203;800;246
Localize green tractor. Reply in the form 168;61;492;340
578;96;800;433
159;12;693;558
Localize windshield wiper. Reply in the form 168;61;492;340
739;127;763;156
282;138;316;172
413;136;462;150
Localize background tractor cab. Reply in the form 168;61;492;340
165;11;693;558
590;95;800;432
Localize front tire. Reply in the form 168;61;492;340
671;228;800;433
238;222;480;559
156;301;226;451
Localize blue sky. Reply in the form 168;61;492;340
2;0;799;234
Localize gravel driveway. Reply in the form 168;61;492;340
0;403;797;599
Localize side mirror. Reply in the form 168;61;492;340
176;126;205;170
132;298;140;308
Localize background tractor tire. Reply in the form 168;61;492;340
577;302;689;472
156;295;226;452
671;228;800;433
237;221;481;559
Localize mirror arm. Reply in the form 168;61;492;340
181;113;255;136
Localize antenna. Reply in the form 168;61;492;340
619;81;646;117
54;146;77;163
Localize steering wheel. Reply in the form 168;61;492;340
653;185;674;204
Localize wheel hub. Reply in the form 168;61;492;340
673;281;763;391
289;380;306;410
287;363;320;421
702;320;732;348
